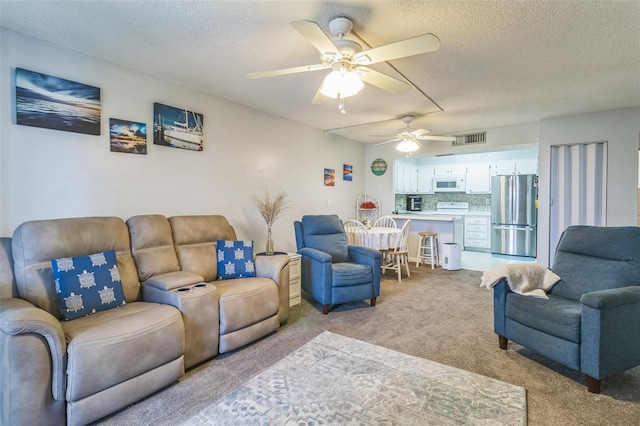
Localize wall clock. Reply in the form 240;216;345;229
371;158;387;176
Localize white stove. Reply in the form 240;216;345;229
415;202;469;216
435;201;469;215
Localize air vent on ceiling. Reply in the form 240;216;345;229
452;132;486;146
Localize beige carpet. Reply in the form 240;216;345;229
96;266;640;426
183;331;526;425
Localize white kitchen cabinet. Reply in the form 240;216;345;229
395;161;418;193
464;215;491;251
490;161;516;176
434;164;466;176
515;158;538;175
417;165;435;193
406;164;418;192
465;163;491;193
394;162;406;192
288;253;301;306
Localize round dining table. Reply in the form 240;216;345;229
368;226;401;250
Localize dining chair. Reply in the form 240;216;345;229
373;215;397;228
380;219;411;282
343;219;371;248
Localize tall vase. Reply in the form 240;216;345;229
265;226;274;255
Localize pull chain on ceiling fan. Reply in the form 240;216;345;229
247;17;441;113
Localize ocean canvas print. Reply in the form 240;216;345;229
343;164;353;181
110;118;147;155
15;68;101;135
153;103;204;151
324;168;335;186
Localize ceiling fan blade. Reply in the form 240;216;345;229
416;135;456;142
290;20;341;57
354;33;440;65
247;64;327;79
373;138;402;146
410;128;431;137
358;67;411;94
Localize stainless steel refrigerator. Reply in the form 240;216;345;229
491;174;537;257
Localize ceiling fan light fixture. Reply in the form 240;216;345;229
319;68;364;99
396;139;420;152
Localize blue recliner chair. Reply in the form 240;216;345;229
494;225;640;393
294;215;381;314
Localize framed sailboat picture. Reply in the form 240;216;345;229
153;102;204;151
15;68;101;135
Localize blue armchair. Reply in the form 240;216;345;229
494;225;640;393
294;215;381;314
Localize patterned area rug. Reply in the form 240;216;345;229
184;331;527;425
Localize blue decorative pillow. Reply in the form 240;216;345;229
52;249;126;321
216;240;256;279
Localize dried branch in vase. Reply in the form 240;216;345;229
251;188;290;228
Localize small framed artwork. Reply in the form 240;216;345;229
15;68;101;135
153;103;203;151
343;164;353;181
324;168;335;186
109;118;147;155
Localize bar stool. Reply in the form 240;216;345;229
416;232;439;269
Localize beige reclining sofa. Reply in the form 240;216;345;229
0;214;290;425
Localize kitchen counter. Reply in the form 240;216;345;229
391;214;464;265
392;213;461;222
396;211;491;217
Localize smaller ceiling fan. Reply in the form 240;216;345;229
373;116;455;152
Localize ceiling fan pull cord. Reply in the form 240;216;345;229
339;95;346;114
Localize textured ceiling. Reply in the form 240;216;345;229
1;0;639;144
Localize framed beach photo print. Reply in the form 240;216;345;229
109;118;147;155
324;168;335;186
15;68;101;135
153;102;204;151
343;164;353;181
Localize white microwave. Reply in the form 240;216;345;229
432;175;466;192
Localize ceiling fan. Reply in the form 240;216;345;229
247;17;441;112
373;116;456;152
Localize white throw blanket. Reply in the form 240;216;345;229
480;262;561;299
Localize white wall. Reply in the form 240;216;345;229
412;147;539;166
537;107;640;265
0;29;366;253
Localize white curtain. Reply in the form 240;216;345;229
549;142;607;264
